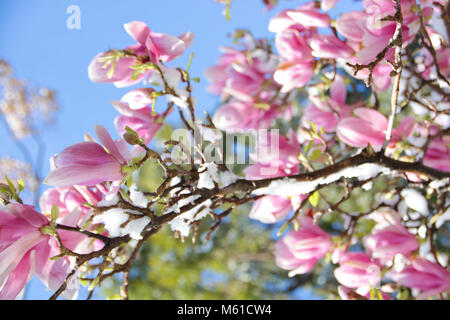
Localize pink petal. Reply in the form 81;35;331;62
0;231;43;286
95;125;127;164
124;21;151;44
0;251;32;300
45;162;123;187
146;32;186;62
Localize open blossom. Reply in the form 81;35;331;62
389;257;450;299
302;75;352;133
44;125;132;187
212;100;279;132
336;107;416;150
335;0;423;88
112;101;163;145
205;45;278;102
88;21;193;87
363;211;419;263
39;185;102;218
334;252;382;289
244;131;306;223
273;61;315;93
0;203;77;300
274;215;332;276
244;130;301;179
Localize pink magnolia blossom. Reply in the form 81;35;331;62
336;107;416;150
204;45;278;101
273;61;315;93
88;21;193;87
112;101;163;145
389;257;450;299
308;34;354;59
423;137;450;172
249;194;308;224
335;11;367;42
212;100;279;132
363;211;419;263
244;130;301;179
0;204;77;300
39;185;102;218
120;88;155;110
275;28;313;63
321;0;339;11
302;76;352;132
335;1;420;87
334;251;382;289
274;215;332;276
45;125;132;187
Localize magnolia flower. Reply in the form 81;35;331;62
212;100;278;132
120;88;155;110
389;257;450;299
334;252;381;289
112;101;163;145
244;130;301;179
205;46;278;101
0;203;77;300
88;21;193;87
336;107;416;150
363;211;419;263
39;185;102;218
273;61;315;93
302;75;352;133
275;29;313;63
45;125;132;187
249;194;307;224
308;34;354;59
274;215;332;276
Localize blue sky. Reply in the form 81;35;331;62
0;0;361;300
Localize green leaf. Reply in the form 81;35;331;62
4;175;16;196
51;204;59;221
310;121;317;134
303;140;314;154
50;254;64;261
155;124;173;143
309;190;320;207
309;148;322;161
277;221;289;237
17;179;25;193
187;53;194;71
254;103;270;110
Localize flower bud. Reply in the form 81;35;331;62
123;132;140;146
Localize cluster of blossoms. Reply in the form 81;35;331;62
0;0;449;300
206;0;450;300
